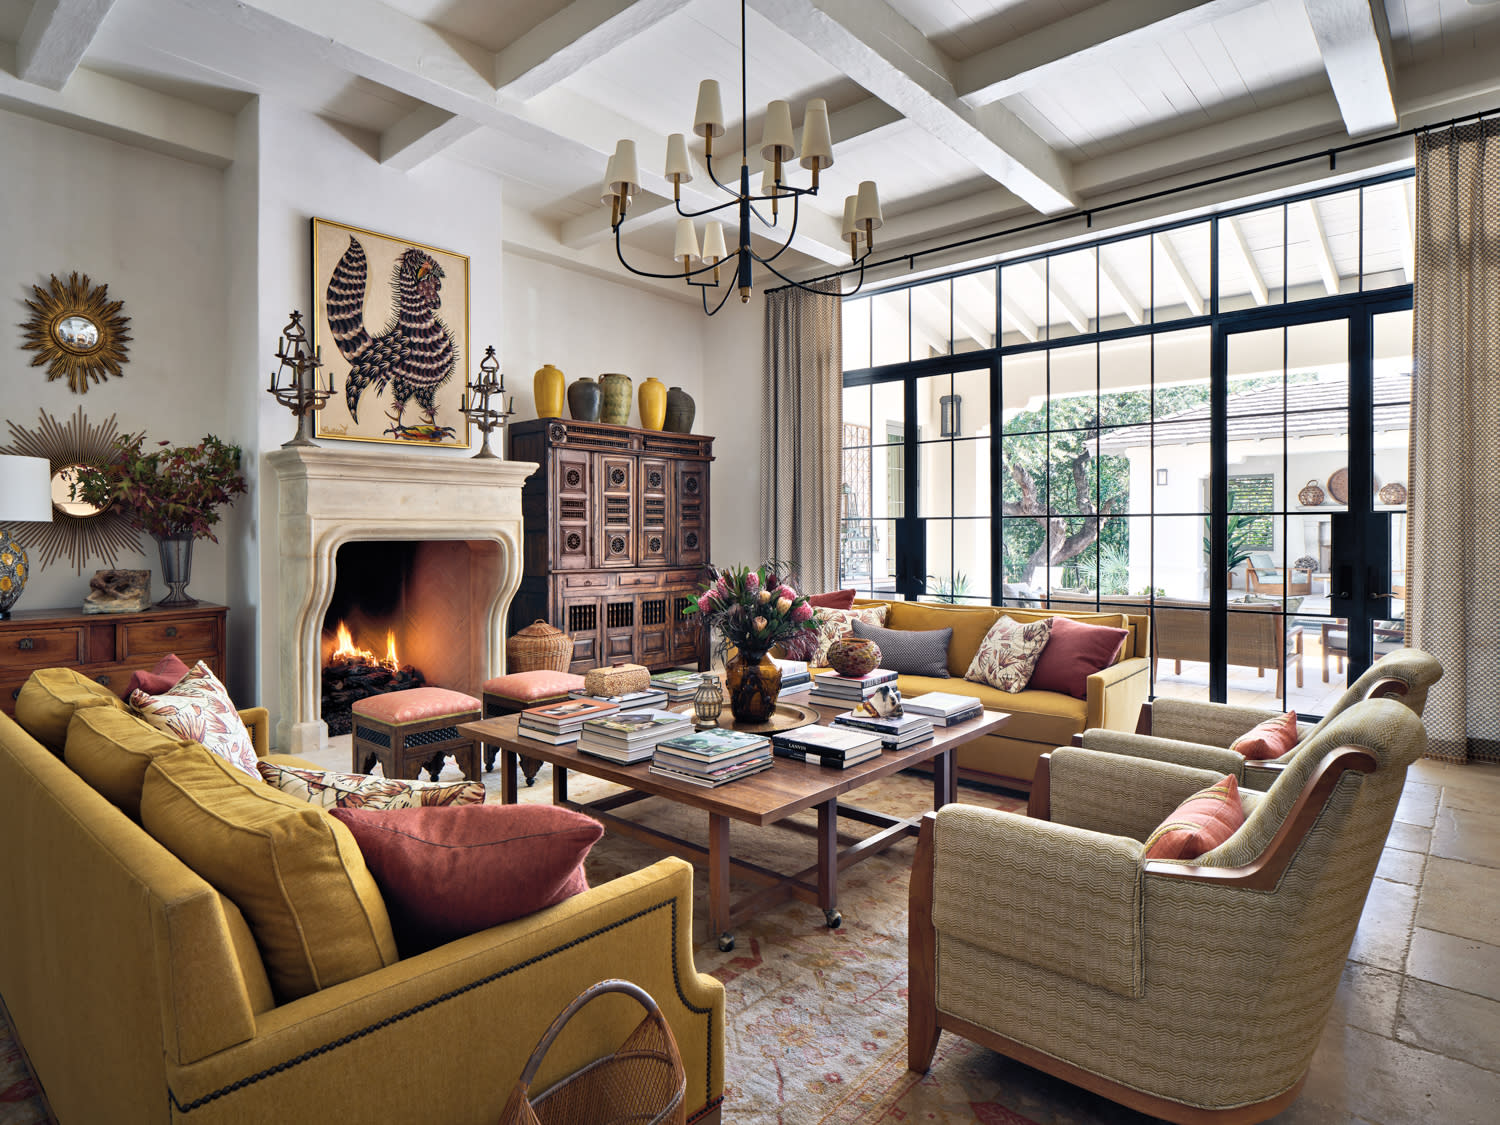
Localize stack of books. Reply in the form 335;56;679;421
769;724;883;769
832;709;934;750
577;708;694;763
649;668;703;703
808;668;898;707
901;691;984;726
517;697;621;744
648;728;774;787
771;657;812;695
568;685;669;712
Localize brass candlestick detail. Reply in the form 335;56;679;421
460;345;514;459
267;311;333;448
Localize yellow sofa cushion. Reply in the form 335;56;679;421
884;602;1003;677
15;668;125;755
898;675;1088;748
140;744;399;1002
64;705;198;820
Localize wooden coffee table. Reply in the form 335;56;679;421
460;706;1009;951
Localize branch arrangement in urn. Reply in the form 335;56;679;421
70;434;247;542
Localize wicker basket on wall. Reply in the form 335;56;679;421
507;620;574;672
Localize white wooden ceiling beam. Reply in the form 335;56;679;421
1151;232;1205;315
956;0;1261;107
1295;199;1341;296
495;0;695;100
747;0;1076;215
1302;0;1396;137
17;0;119;91
1000;293;1038;343
1096;250;1144;325
1028;260;1089;332
380;107;482;170
950;286;996;348
1222;216;1269;305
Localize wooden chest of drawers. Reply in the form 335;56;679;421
0;603;227;716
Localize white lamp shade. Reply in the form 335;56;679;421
760;166;778;196
610;139;640;196
601;152;621;204
673;218;701;264
694;79;725;139
759;100;796;162
800;98;833;170
664;133;694;183
841;195;862;240
702;220;728;262
855;180;883;230
0;455;54;522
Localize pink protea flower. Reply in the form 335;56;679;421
744;571;760;592
697;593;717;614
791;602;813;622
776;584;797;602
776;596;793;614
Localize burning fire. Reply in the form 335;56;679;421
331;621;400;669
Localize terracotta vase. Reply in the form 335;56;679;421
638;377;667;431
599;373;633;426
725;647;781;723
533;364;565;419
664;386;696;433
827;636;880;678
567;376;602;422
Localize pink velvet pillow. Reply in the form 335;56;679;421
330;804;603;953
808;589;857;610
1027;617;1129;699
126;653;190;697
1143;775;1245;860
1229;711;1300;761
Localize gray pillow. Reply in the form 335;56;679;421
851;618;952;677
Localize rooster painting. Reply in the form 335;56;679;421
322;233;461;443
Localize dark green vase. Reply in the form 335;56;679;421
567;376;602;422
664;386;696;433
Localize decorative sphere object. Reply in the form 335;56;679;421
827;635;880;678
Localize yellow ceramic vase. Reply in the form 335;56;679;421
638;376;667;431
533;364;566;419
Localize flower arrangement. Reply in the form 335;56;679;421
681;563;821;655
70;434;248;542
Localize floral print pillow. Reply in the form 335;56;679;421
256;761;485;809
130;661;260;779
805;604;891;666
964;615;1054;693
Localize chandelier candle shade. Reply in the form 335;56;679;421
0;455;53;619
604;0;879;315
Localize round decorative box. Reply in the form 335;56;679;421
1297;479;1325;506
506;620;574;673
827;636;880;678
533;364;565;419
599;373;633;426
567;376;602;422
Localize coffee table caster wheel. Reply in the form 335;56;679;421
825;908;842;929
718;932;735;952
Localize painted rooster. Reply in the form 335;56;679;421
324;236;458;439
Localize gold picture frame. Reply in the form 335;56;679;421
311;218;470;448
19;272;131;394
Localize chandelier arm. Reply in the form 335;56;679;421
673;194;744;221
754;251;865;298
702;278;739;316
701;150;743;197
756;191;803;265
614;227;742;282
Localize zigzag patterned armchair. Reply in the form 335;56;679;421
1073;647;1441;789
908;696;1429;1124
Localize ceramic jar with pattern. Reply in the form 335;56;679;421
599;373;633;426
533;364;565;419
827;636;881;678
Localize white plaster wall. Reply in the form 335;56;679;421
0;106;231;613
702;294;766;566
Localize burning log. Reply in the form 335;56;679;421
320;621;425;736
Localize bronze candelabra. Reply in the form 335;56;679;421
460;345;514;459
267;311;333;448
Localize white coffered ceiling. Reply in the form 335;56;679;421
2;0;1498;300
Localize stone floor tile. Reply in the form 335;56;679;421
1431;805;1500;868
1314;1024;1500;1124
1375;848;1426;885
1394;783;1440;829
1396;977;1500;1074
1417;857;1500;945
1406;927;1500;1004
1348;878;1417;972
1327;961;1401;1037
1385;820;1431;854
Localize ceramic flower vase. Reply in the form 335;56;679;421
533;364;565;419
725;647;781;723
664;386;696;433
567;376;602;422
599;373;633;426
155;532;198;607
638;377;667;431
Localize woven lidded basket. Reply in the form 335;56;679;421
1297;479;1325;506
584;662;651;697
507;620;574;673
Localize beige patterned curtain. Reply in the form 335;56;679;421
763;281;843;591
1408;118;1500;762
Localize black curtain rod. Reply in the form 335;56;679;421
767;102;1499;295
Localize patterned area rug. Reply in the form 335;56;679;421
0;768;1091;1125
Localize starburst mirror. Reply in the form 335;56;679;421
19;272;132;393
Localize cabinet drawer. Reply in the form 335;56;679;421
0;627;85;671
120;617;219;659
617;571;663;588
562;573;612;590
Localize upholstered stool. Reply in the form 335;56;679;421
351;687;482;783
481;669;587;782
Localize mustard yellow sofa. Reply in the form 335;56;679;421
849;599;1151;789
0;671;724;1125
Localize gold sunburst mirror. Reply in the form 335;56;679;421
20;272;132;393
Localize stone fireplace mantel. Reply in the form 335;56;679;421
268;446;536;753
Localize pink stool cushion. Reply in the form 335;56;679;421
483;670;587;702
352;687;480;724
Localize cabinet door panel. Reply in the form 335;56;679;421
554;449;593;570
675;462;708;566
598;455;635;568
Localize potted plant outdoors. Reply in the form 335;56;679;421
681;564;821;723
1205;513;1258;590
72;434;248;607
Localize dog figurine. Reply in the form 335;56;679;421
853;684;903;717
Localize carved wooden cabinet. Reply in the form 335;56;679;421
0;603;228;716
509;418;712;674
